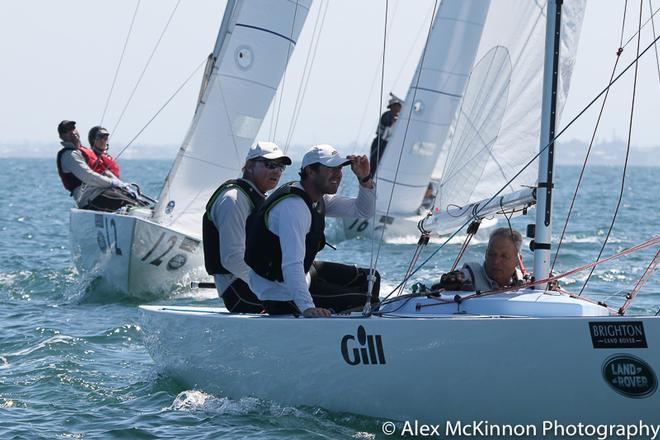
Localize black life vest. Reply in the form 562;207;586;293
245;183;326;282
203;179;265;276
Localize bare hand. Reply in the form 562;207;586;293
302;307;332;318
346;155;370;180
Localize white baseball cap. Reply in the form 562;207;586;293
301;144;351;168
245;141;292;165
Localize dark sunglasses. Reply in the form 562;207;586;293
256;160;286;171
96;134;110;139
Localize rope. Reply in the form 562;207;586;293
100;0;141;125
551;3;629;273
115;57;207;159
380;30;660;300
578;0;643;296
111;0;182;137
618;248;660;315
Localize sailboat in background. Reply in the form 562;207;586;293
139;0;660;424
69;0;312;297
343;0;582;241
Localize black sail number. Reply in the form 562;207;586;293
347;219;369;232
103;218;123;255
141;232;178;267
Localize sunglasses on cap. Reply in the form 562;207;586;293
256;159;286;171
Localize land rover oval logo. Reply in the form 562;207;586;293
602;355;657;398
166;254;187;271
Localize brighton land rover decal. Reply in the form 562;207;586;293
589;321;647;349
341;326;386;366
602;355;657;398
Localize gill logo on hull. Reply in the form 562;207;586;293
341;326;386;366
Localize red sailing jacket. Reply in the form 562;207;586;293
56;146;120;192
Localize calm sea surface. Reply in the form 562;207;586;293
0;158;658;438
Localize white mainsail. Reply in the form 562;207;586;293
153;0;312;236
375;0;491;217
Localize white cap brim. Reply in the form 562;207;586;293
260;151;292;165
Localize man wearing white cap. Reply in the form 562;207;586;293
203;141;292;313
245;144;380;317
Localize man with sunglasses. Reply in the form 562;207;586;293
245;144;380;318
203;141;292;313
56;120;140;211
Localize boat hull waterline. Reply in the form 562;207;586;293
70;209;204;297
139;300;660;425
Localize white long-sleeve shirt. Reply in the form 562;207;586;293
210;179;264;295
249;181;375;312
59;142;116;207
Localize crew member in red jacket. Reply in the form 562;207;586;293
56;120;139;211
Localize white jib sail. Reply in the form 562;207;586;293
153;0;312;237
375;0;492;217
427;0;586;235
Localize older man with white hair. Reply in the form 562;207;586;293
434;227;524;292
203;141;292;313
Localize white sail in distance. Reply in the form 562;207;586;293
153;0;312;236
426;0;586;234
375;0;491;217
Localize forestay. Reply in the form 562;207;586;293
152;0;312;236
375;0;491;216
427;0;586;234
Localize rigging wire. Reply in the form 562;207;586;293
284;0;330;152
551;2;629;273
114;57;207;159
648;0;660;84
618;248;660;315
621;3;660;48
272;0;300;142
578;0;643;296
363;0;390;316
100;0;141;126
371;0;440;277
111;0;182;137
379;30;660;300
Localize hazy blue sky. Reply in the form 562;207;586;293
1;0;659;156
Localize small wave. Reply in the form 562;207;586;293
5;334;76;358
166;390;262;415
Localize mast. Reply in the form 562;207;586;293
533;0;562;287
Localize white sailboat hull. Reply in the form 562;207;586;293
70;209;205;297
139;293;660;424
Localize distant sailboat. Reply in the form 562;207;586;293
69;0;312;297
344;0;581;240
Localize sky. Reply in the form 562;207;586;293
1;0;660;159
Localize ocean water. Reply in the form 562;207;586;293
0;157;658;439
